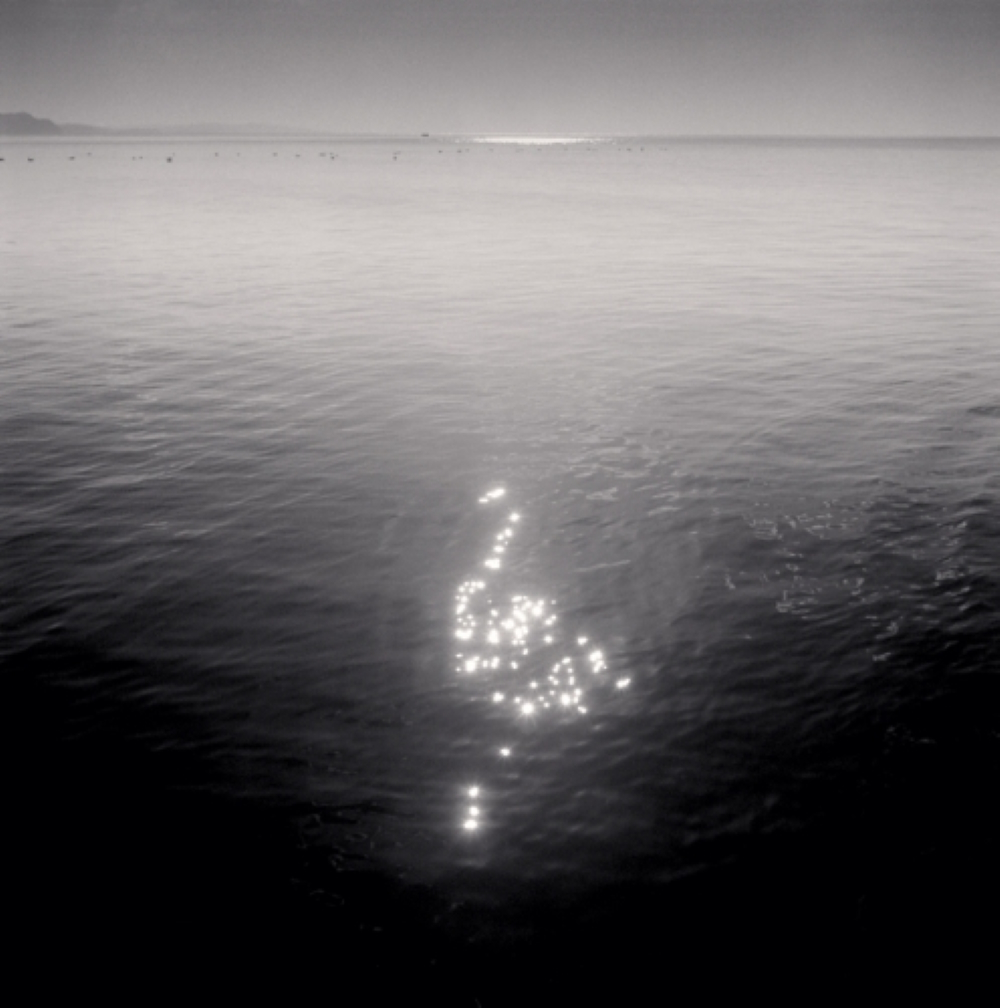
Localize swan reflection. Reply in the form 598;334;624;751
455;486;629;834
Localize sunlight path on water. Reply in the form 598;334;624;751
470;136;605;146
453;486;629;834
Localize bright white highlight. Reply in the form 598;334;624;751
473;136;602;146
450;489;633;831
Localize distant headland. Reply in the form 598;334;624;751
0;112;64;136
0;112;324;138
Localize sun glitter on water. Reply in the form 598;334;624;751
470;136;606;146
454;486;629;835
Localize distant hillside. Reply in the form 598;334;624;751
0;112;327;138
0;112;62;136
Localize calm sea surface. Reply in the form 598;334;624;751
3;136;1000;992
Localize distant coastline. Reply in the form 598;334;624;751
3;113;998;144
0;112;63;136
0;111;324;138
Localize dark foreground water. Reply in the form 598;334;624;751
2;136;1000;998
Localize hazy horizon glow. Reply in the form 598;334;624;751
472;137;607;145
1;1;998;136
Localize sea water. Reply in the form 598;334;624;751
2;136;999;989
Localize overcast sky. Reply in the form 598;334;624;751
2;0;998;134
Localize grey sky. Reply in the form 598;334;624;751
2;1;998;134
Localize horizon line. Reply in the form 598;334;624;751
4;130;999;143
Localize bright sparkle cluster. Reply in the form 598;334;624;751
462;785;482;831
455;487;629;836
